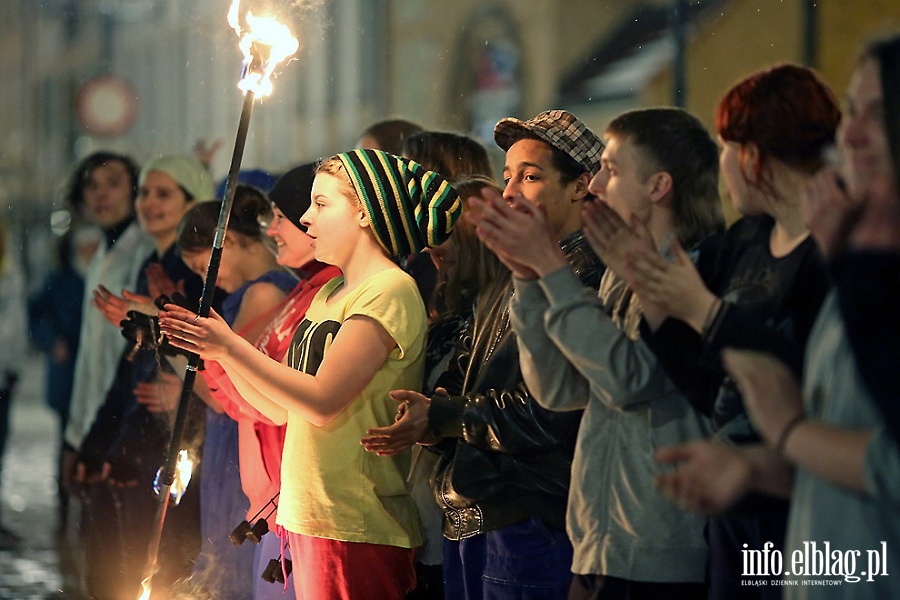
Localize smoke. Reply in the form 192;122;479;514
234;0;328;22
168;575;215;600
166;536;260;599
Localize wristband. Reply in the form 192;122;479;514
701;298;723;338
776;413;806;455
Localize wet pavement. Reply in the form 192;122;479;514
0;353;73;599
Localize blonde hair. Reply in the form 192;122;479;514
316;156;359;207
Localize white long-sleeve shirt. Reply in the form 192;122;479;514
64;221;153;449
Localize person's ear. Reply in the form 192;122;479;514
739;142;761;182
571;172;592;202
356;206;370;229
647;171;674;207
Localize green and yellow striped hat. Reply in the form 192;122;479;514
337;149;462;257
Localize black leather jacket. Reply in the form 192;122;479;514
428;231;604;540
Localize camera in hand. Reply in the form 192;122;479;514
120;293;196;360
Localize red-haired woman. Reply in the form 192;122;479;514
608;64;841;598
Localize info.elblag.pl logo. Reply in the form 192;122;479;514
742;541;889;585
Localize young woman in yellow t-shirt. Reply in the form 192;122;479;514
159;149;459;599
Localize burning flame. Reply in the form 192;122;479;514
138;577;151;600
171;449;194;504
153;449;194;505
228;0;299;97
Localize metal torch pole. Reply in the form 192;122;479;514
142;90;256;589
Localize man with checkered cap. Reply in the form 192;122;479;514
366;110;605;598
492;109;605;250
473;107;726;598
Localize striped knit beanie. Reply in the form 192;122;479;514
336;149;462;257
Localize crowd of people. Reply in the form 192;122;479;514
4;29;898;600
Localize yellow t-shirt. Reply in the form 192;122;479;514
277;268;425;548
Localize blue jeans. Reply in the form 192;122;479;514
443;518;574;599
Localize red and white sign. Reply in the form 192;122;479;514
76;74;139;137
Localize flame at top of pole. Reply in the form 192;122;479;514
138;577;151;600
228;0;299;97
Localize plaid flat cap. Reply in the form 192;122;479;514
494;109;604;175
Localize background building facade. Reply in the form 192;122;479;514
1;0;899;280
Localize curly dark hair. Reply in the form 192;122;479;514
66;151;139;214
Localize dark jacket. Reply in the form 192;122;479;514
79;244;222;480
28;263;85;417
428;230;604;540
